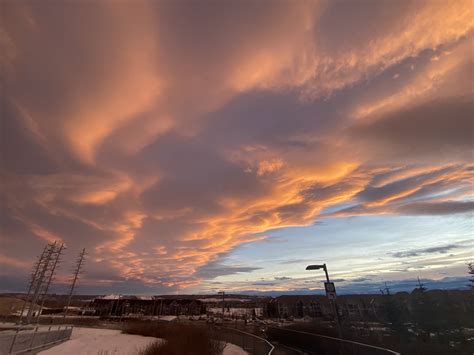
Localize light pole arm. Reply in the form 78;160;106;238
323;264;330;282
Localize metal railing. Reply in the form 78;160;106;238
211;326;274;355
1;324;73;354
267;326;400;355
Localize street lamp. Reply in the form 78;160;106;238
305;264;330;282
306;263;343;339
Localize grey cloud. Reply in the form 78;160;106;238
356;165;458;203
252;282;277;286
303;179;362;202
278;259;311;265
0;101;58;174
350;96;474;160
200;90;347;150
316;0;413;55
127;216;204;255
274;203;313;221
395;200;474;215
236;277;469;296
327;165;472;217
195;262;261;280
351;277;371;283
139;133;266;217
390;244;459;258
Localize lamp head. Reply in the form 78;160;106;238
306;264;325;270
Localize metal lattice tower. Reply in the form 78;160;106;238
25;242;58;324
63;248;86;319
35;243;65;323
17;245;48;325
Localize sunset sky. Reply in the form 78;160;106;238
1;0;473;295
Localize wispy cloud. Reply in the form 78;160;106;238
390;244;459;258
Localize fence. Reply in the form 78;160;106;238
267;327;400;355
0;324;73;354
211;326;274;355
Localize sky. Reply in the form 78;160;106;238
0;0;473;295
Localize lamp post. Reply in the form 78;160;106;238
306;264;343;339
218;291;225;320
115;294;121;317
152;297;157;318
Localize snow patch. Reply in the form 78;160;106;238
223;343;249;355
38;327;160;355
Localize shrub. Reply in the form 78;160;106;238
124;322;225;355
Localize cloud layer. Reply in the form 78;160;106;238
1;0;472;293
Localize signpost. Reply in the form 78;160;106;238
324;281;337;300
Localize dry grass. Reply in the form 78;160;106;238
267;321;473;355
0;296;26;316
124;322;225;355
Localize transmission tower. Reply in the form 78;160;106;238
26;242;58;323
417;277;426;291
17;245;48;325
64;248;86;319
10;241;64;354
34;243;65;324
380;282;391;296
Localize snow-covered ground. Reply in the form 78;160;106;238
38;327;160;355
223;343;249;355
38;327;248;355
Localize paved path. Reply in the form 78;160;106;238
272;343;311;355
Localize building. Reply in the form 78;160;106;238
263;289;473;322
90;295;206;317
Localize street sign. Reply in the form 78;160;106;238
324;282;337;299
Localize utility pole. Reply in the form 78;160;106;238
35;243;65;324
64;248;86;320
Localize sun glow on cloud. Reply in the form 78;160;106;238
1;0;473;294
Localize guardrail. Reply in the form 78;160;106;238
0;324;73;354
211;326;274;355
267;326;400;355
